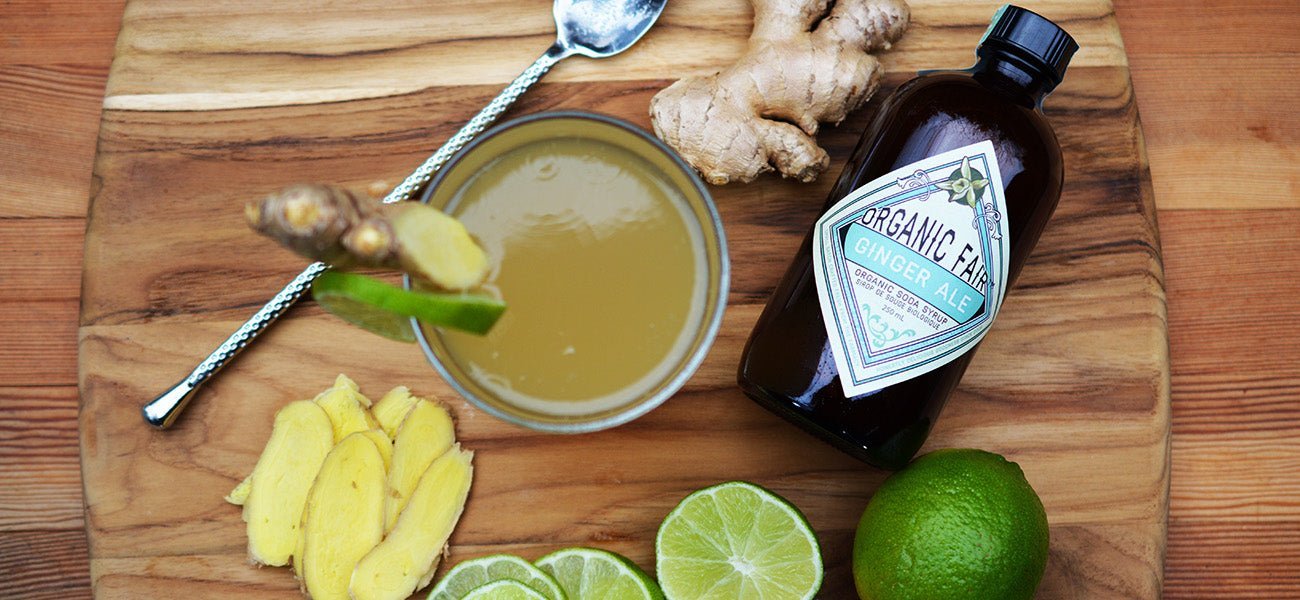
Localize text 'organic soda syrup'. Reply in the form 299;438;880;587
739;5;1079;470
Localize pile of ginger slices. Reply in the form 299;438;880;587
226;375;473;600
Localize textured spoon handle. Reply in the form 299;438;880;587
142;44;569;429
380;43;570;205
142;261;329;428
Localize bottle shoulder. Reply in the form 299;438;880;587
864;72;1061;180
887;72;1057;142
828;70;1064;218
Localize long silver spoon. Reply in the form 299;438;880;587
143;0;668;428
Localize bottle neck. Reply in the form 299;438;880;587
969;50;1056;109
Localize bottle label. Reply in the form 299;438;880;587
812;140;1010;397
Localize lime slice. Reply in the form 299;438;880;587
312;283;416;342
429;554;565;600
656;481;823;600
461;579;548;600
535;548;663;600
311;271;505;340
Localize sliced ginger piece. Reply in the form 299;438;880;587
231;372;372;511
299;432;387;600
361;428;394;472
290;428;391;581
225;474;252;506
313;374;379;443
388;203;489;291
350;446;474;600
243;400;334;567
371;386;420;439
247;184;489;291
384;398;456;532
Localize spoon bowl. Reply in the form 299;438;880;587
553;0;667;58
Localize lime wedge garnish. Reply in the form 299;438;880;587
311;271;505;340
429;554;565;600
461;579;548;600
656;481;823;600
535;548;663;600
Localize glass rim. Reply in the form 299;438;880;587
405;109;729;434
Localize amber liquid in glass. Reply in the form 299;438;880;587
739;56;1066;470
439;137;707;416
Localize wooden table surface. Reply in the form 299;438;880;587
1;0;1295;598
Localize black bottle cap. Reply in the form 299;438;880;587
977;5;1079;88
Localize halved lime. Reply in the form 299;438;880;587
656;481;823;600
461;579;548;600
429;554;565;600
311;271;505;340
535;548;663;600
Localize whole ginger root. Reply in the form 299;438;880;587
650;0;909;185
246;183;489;291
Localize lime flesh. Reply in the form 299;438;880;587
536;548;663;600
461;579;548;600
429;554;565;600
656;481;823;600
311;270;504;340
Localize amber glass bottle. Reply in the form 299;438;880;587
739;6;1078;470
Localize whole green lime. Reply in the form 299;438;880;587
852;449;1049;600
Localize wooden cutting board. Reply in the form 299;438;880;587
78;0;1168;597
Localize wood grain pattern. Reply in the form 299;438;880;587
0;65;115;217
4;0;1294;597
0;220;84;387
98;0;1128;111
1113;0;1300;211
75;1;1169;598
0;1;123;64
1165;520;1300;597
0;387;85;531
1160;209;1300;596
0;3;120;599
1127;54;1299;210
0;530;95;600
1121;17;1300;596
